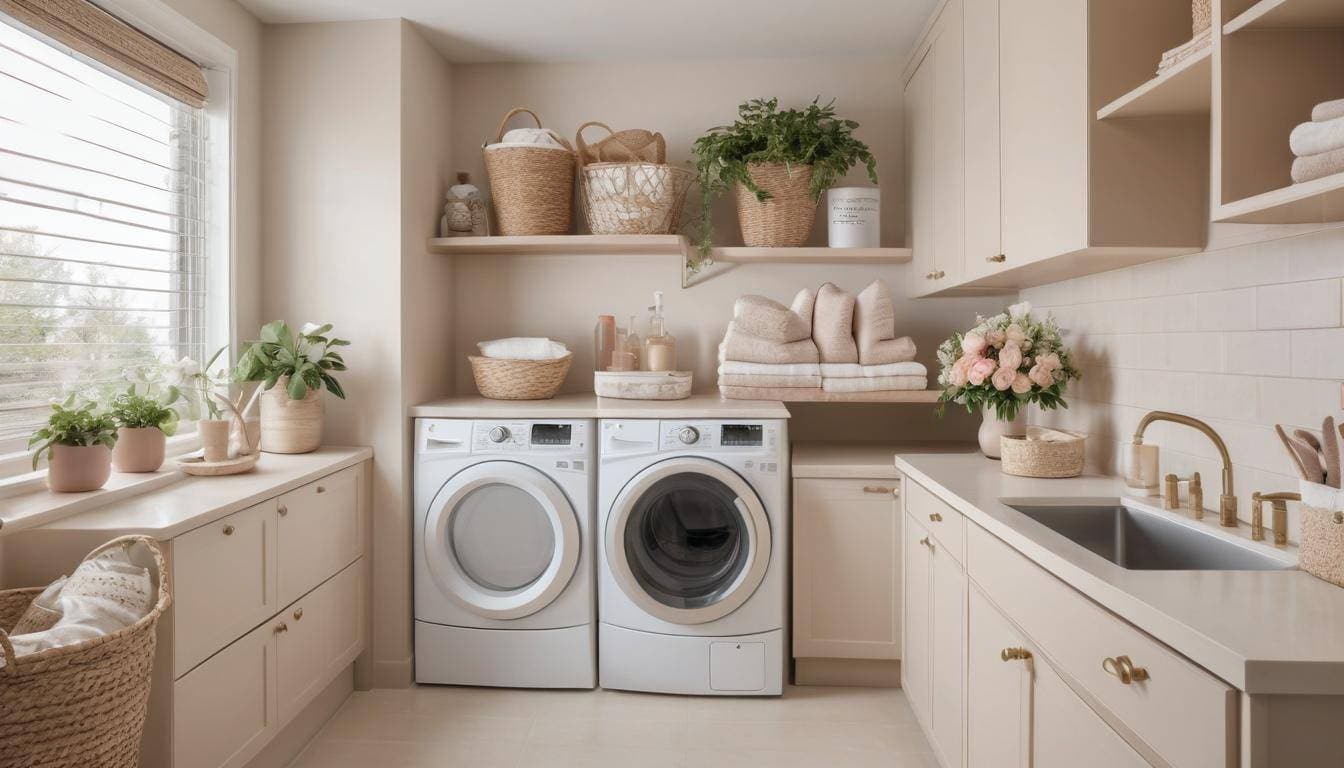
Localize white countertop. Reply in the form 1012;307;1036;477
792;442;959;479
895;449;1344;695
410;393;792;420
26;446;372;539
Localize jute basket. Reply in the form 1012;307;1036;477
1300;504;1344;588
260;376;323;454
576;122;691;235
734;162;816;247
1192;0;1212;34
483;108;576;235
470;354;573;400
1000;434;1085;478
1;536;170;768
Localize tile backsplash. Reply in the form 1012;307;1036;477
1024;225;1344;542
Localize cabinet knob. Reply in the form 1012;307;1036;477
316;485;326;494
293;607;304;621
222;524;234;536
1001;647;1032;662
928;512;943;522
278;505;288;517
863;486;894;495
926;272;937;280
987;254;1006;263
919;536;934;550
274;622;289;634
1102;655;1149;684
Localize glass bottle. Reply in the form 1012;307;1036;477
642;291;677;372
594;315;616;372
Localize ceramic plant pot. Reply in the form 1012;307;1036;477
198;418;231;462
111;426;166;473
979;411;1026;459
260;376;323;454
47;444;112;493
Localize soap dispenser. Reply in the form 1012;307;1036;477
642;291;677;372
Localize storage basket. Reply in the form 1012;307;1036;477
1299;505;1344;587
482;108;576;235
576;123;691;235
1000;432;1085;478
469;354;573;400
1;536;170;768
734;162;817;248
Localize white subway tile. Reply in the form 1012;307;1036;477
1287;226;1344;281
1162;294;1199;332
1222;331;1291;377
1255;279;1341;330
1166;332;1224;373
1290;328;1344;379
1258;377;1344;430
1196;288;1255;331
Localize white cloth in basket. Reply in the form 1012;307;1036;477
487;128;568;151
477;337;569;360
2;544;155;667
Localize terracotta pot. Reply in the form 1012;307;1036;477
198;418;231;462
47;444;112;493
112;426;166;472
260;376;323;454
979;410;1027;459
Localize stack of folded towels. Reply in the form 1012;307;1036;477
718;279;927;399
1290;98;1344;184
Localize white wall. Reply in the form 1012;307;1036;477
1026;224;1344;542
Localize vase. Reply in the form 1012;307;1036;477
734;162;816;247
47;444;112;493
198;418;231;462
112;426;166;472
260;376;323;454
979;411;1027;459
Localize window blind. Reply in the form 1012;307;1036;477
0;16;208;452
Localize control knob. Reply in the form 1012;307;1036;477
488;426;511;444
677;427;700;445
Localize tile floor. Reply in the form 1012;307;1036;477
290;684;936;767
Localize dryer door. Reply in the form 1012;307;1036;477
424;461;580;620
607;457;771;625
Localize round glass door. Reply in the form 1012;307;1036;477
425;462;579;619
607;458;770;625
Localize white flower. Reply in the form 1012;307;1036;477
1008;301;1032;320
300;322;329;336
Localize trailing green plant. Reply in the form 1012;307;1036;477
690;97;878;262
109;391;180;435
28;395;118;469
233;321;349;400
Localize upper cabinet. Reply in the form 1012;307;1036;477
905;0;1211;297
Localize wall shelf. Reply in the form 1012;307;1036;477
1213;171;1344;223
1096;47;1212;120
768;389;942;404
710;247;912;265
1225;0;1344;34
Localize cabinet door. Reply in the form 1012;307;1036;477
792;479;900;660
931;0;966;288
967;586;1031;768
1034;654;1151;768
929;538;966;768
277;465;360;606
902;513;932;723
173;618;277;768
963;0;1004;281
905;43;936;298
277;560;363;724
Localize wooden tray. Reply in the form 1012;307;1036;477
176;453;259;476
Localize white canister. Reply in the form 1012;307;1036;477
827;187;881;248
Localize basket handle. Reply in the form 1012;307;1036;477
83;536;172;616
494;107;543;143
575;121;615;168
0;626;15;676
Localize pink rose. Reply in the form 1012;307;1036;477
1036;352;1062;371
1005;323;1027;347
968;357;997;386
1029;363;1054;388
991;365;1016;391
986;329;1007;349
1012;373;1033;394
949;355;973;387
962;333;988;356
997;342;1023;372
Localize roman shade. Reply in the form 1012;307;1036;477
0;0;207;107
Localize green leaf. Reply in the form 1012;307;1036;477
259;321;287;345
287;374;309;400
321;373;346;400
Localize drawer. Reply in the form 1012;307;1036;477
277;560;363;723
904;478;964;563
277;465;360;606
967;523;1236;768
173;615;277;768
174;500;278;676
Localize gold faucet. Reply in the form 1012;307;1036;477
1135;412;1237;527
1251;491;1299;546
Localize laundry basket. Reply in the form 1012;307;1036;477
483;108;576;235
469;353;573;400
0;536;170;768
576;122;691;236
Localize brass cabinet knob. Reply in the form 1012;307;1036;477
1001;647;1032;662
316;485;326;494
293;607;304;621
987;254;1006;263
1102;655;1149;684
274;622;289;634
278;505;288;517
862;486;894;495
926;272;937;280
918;536;934;550
929;512;944;522
933;270;946;279
222;524;234;536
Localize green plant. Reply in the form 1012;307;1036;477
691;97;878;261
233;321;349;400
28;395;118;469
110;391;180;435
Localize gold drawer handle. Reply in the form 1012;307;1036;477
919;536;934;550
1102;655;1149;684
274;622;288;634
222;524;234;536
293;607;304;621
929;512;943;522
278;505;288;517
316;485;326;494
987;254;1006;263
863;486;894;495
1001;647;1032;662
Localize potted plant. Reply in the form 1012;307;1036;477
936;302;1080;458
28;396;118;492
691;98;878;265
175;346;234;462
233;321;349;454
109;390;180;473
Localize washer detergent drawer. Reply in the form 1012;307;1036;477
711;641;766;691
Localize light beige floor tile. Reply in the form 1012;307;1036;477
292;737;523;768
531;688;692;722
687;685;917;724
686;719;925;753
324;704;532;744
681;747;939;768
527;718;689;749
516;744;683;768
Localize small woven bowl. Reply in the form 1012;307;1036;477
1000;434;1085;478
469;354;572;400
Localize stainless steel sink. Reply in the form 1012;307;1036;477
1003;499;1294;571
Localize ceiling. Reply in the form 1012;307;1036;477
235;0;940;63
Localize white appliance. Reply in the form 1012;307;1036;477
597;418;789;695
414;418;596;688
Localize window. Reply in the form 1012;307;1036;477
0;15;214;460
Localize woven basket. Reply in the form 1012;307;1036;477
1000;434;1085;478
483;108;576;235
1300;504;1344;588
734;162;816;248
469;354;573;400
576;123;690;235
1192;0;1212;34
1;536;170;768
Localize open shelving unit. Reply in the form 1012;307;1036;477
1097;47;1212;120
1224;0;1344;34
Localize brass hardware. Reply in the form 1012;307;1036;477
293;607;304;621
926;272;937;280
987;254;1006;263
222;524;235;536
862;486;894;495
919;536;934;550
934;270;946;279
274;622;289;634
278;505;288;517
929;512;944;522
1136;412;1237;526
1251;492;1263;541
1001;647;1032;662
1102;655;1149;685
1251;492;1300;546
316;485;326;494
1163;474;1184;510
1188;472;1204;520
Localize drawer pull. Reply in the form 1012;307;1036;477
1102;655;1149;684
316;485;326;494
278;505;288;517
222;524;234;536
293;607;304;621
929;512;944;522
987;254;1006;263
863;486;894;495
274;622;289;634
919;536;934;550
1001;647;1032;662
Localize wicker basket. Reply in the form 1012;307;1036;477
1192;0;1212;34
1;536;170;768
1000;433;1085;478
469;354;573;400
483;108;576;235
576;123;690;235
735;162;817;248
1300;503;1344;588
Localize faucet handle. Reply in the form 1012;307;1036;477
1251;491;1300;546
1164;474;1189;510
1188;472;1204;519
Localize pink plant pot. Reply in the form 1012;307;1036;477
112;426;166;473
46;444;112;493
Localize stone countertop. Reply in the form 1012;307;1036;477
410;393;792;421
895;448;1344;696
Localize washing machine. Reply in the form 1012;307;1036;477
597;418;789;696
414;418;595;688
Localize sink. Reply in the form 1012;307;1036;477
1003;499;1294;571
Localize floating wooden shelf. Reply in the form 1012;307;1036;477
710;246;912;265
1097;47;1212;120
769;389;942;404
426;235;686;256
1213;171;1344;224
1225;0;1344;34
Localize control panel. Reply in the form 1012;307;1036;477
655;421;779;452
469;421;587;453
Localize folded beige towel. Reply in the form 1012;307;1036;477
1291;115;1344;158
733;291;813;343
853;279;917;365
1292;146;1344;184
1314;98;1344;123
792;288;816;335
721;322;820;364
812;282;859;363
718;358;822;377
821;375;927;393
718;373;822;389
819;362;928;378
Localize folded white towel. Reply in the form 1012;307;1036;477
476;337;569;360
719;360;822;377
819;362;928;378
1313;98;1344;123
1290;115;1344;158
487;128;568;150
821;375;927;393
1292;146;1344;184
718;373;822;389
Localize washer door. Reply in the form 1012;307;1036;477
606;457;771;625
424;461;580;620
